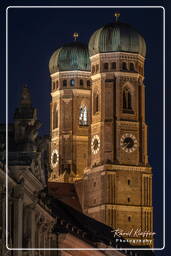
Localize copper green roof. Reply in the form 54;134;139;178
89;22;146;57
49;42;91;74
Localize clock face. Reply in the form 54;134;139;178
120;133;138;153
51;149;59;168
91;135;100;154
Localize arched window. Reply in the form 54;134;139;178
123;87;132;113
122;62;127;70
70;79;75;87
104;63;108;70
128;216;131;222
63;80;67;87
53;104;58;129
87;80;91;87
80;79;84;86
79;106;88;126
111;62;116;70
56;80;58;89
130;63;135;71
95;94;99;113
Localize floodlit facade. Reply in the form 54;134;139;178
49;18;153;247
0;16;154;256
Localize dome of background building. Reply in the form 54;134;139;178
88;21;146;57
49;41;91;74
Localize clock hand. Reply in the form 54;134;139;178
123;142;129;148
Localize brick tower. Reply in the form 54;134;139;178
48;35;91;182
81;17;153;246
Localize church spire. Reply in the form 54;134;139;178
20;85;32;107
14;85;36;121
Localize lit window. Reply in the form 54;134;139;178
79;106;88;126
70;79;75;87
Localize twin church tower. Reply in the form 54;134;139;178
48;15;153;246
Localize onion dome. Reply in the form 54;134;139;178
89;19;146;57
49;40;91;74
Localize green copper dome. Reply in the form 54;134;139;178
49;42;91;74
89;22;146;57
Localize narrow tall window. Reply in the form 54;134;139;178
79;106;88;126
87;80;91;87
53;104;58;129
95;94;99;113
80;79;84;86
104;63;108;70
70;79;75;87
130;63;135;71
63;80;67;87
111;62;116;70
122;62;127;70
123;87;132;111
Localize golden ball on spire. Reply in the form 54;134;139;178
73;32;79;41
114;12;120;22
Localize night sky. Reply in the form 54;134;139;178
0;0;169;255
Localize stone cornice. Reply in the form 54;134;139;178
50;70;91;79
87;205;152;213
90;52;145;62
91;72;143;81
84;164;152;175
72;135;89;141
51;88;91;98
